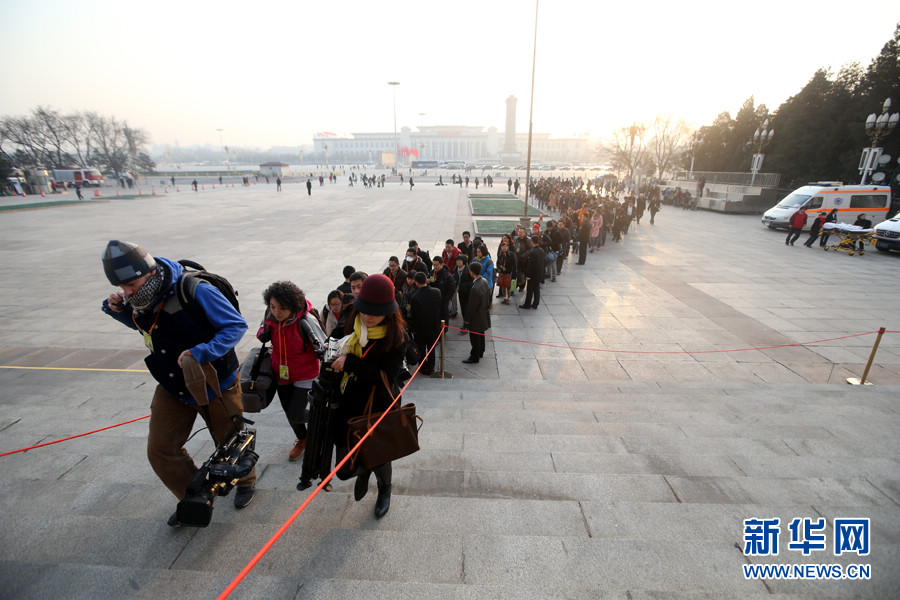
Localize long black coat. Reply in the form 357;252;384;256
466;276;492;333
409;285;442;341
335;336;405;447
523;246;546;279
495;249;517;278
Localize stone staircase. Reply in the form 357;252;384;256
2;369;897;599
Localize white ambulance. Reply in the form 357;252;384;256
761;183;891;230
873;212;900;253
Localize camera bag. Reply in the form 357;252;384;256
240;344;275;412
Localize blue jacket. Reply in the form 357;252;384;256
476;255;494;285
102;257;247;404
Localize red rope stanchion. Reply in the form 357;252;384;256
444;326;881;355
216;331;444;600
0;414;150;457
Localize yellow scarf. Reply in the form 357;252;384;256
340;316;387;391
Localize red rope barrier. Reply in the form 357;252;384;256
216;331;443;600
0;414;150;458
445;326;882;355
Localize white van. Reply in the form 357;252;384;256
873;212;900;253
761;183;891;230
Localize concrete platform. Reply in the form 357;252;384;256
0;180;898;598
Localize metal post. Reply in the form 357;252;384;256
432;321;452;379
522;0;539;223
847;327;886;385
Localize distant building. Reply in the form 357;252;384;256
259;162;288;176
312;97;591;165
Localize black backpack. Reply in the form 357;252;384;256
176;259;240;331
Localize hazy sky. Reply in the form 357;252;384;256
2;1;897;149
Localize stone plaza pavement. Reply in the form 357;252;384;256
0;179;898;598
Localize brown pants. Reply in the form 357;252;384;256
148;379;257;499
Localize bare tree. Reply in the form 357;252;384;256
606;123;649;181
0;115;44;165
648;114;690;178
61;112;93;167
32;107;71;168
88;114;130;176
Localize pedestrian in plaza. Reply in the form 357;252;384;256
321;290;344;337
410;177;414;190
403;247;429;276
473;245;494;294
383;256;408;303
508;178;513;192
803;212;827;248
853;213;873;253
576;217;591;264
100;240;255;526
75;185;83;201
330;274;407;519
257;281;320;462
519;236;545;309
495;238;517;304
455;254;473;333
276;177;282;191
457;231;475;260
463;262;491;364
785;209;807;246
589;211;603;252
514;179;520;195
306;179;312;196
820;208;839;247
429;256;456;322
409;272;442;375
649;197;660;225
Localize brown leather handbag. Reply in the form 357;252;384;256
347;371;422;469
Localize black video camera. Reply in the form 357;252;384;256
297;314;342;490
299;313;341;385
175;426;259;527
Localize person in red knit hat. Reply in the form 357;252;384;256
330;274;408;519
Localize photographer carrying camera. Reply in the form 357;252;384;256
100;240;255;526
330;274;407;519
257;281;320;462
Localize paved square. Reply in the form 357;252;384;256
0;178;898;598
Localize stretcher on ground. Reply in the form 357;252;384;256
822;223;874;256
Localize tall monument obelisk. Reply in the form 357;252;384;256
501;95;522;164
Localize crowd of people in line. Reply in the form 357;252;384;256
97;175;683;526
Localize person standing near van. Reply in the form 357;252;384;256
803;212;827;247
853;213;873;253
819;208;839;247
785;209;807;246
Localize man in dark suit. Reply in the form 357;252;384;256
463;262;491;364
409;272;442;375
429;256;456;322
457;231;475;261
519;235;545;310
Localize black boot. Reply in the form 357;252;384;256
373;462;392;519
354;469;372;501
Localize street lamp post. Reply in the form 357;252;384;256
388;81;400;169
688;132;702;181
216;128;227;169
859;98;899;185
750;119;774;186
